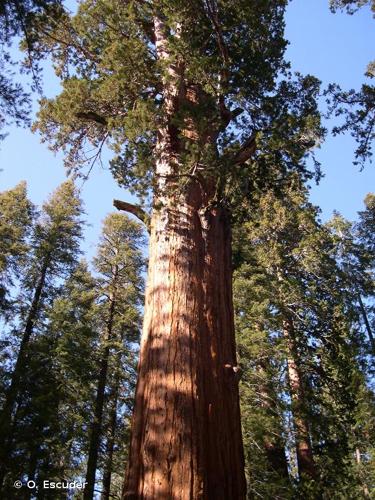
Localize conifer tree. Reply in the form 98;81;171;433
84;213;144;500
327;208;375;355
43;261;99;483
0;0;64;137
0;208;144;498
0;180;84;489
31;2;325;496
0;182;34;314
328;0;375;165
355;193;375;353
0;260;98;499
330;0;375;15
233;179;373;497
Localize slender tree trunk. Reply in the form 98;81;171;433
101;366;120;500
0;258;49;488
257;362;289;480
283;319;317;480
24;447;38;500
357;293;375;353
84;280;117;500
84;347;110;499
355;447;370;497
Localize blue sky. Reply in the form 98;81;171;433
0;0;374;257
285;1;374;219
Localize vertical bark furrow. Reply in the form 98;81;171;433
124;193;245;499
124;16;245;491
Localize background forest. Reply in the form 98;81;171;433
0;0;374;499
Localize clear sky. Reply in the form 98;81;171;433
284;0;374;221
0;0;374;257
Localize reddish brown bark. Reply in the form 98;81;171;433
283;319;317;480
123;12;245;498
123;184;245;499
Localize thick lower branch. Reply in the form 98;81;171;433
113;200;150;234
234;133;257;164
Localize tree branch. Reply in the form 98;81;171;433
75;111;107;126
218;95;243;129
204;0;229;86
113;199;150;234
233;133;257;164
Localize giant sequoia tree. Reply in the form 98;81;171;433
33;1;324;497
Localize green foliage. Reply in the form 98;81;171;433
2;2;373;498
330;0;375;15
326;82;375;166
0;180;85;492
0;262;97;498
91;213;144;494
0;1;64;137
327;0;375;166
357;193;375;262
35;179;83;267
0;66;31;140
32;0;324;203
327;205;375;357
233;179;375;498
0;199;145;497
0;182;34;312
13;180;84;325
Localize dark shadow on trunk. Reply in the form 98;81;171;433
123;185;246;499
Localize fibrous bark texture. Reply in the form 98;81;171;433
123;10;246;497
124;182;246;499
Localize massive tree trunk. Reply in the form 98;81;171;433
124;184;245;499
123;12;245;498
283;319;317;481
